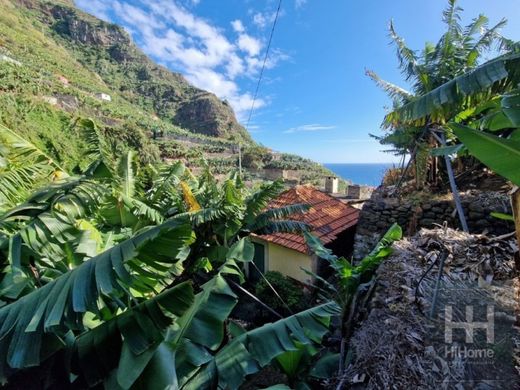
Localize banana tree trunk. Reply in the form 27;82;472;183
512;187;520;249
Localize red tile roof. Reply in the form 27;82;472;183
256;185;359;253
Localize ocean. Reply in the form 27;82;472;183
324;163;396;186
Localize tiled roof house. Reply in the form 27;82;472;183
251;185;360;282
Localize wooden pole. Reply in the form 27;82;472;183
432;130;469;233
511;186;520;249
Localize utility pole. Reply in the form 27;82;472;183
238;142;242;176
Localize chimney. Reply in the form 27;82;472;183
324;176;338;194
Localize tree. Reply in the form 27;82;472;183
368;0;508;175
0;123;339;387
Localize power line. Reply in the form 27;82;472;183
245;0;283;130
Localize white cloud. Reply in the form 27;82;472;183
76;0;284;121
75;0;111;21
283;124;336;134
231;19;245;33
252;11;275;29
295;0;307;9
237;34;262;57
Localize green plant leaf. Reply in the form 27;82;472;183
226;237;254;262
430;144;464;156
490;212;514;221
0;216;193;379
451;123;520;185
502;89;520;126
183;302;340;389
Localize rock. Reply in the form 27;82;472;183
376;221;388;229
475;219;490;228
468;211;484;220
468;203;484;212
422;203;432;210
420;218;435;226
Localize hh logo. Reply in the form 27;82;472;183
444;305;494;344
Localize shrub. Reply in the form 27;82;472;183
255;271;305;314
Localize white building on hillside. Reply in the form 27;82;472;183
95;93;112;102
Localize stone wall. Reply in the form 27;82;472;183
354;189;514;259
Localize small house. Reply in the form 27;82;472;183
96;93;112;102
251;185;360;283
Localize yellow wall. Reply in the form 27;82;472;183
252;238;315;283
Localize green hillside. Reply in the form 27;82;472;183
0;0;333;183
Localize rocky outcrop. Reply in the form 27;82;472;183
175;95;250;139
20;0;251;142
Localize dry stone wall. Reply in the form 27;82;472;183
354;189;514;259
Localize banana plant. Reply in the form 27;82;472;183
0;123;66;211
304;223;403;374
0;215;195;383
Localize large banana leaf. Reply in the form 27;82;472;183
107;301;339;390
183;301;340;389
72;281;194;387
95;239;250;389
502;89;520;126
451;123;520;185
386;51;520;126
0;216;194;379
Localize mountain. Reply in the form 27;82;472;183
0;0;334;185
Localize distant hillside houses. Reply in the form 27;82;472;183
95;92;111;102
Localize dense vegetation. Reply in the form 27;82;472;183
0;120;401;388
371;0;520;241
0;0;334;187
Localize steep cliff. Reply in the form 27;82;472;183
9;0;251;141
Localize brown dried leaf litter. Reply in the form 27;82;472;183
332;227;520;389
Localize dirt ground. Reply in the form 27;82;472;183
334;227;520;389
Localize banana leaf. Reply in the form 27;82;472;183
451;123;520;185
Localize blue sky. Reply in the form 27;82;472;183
75;0;520;163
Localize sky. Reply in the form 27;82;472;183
74;0;520;163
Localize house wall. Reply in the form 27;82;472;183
252;237;314;283
267;242;314;282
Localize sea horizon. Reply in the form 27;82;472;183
324;162;397;187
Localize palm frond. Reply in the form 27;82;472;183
365;69;413;104
388;20;418;82
470;18;507;57
243;180;284;226
248;204;310;231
